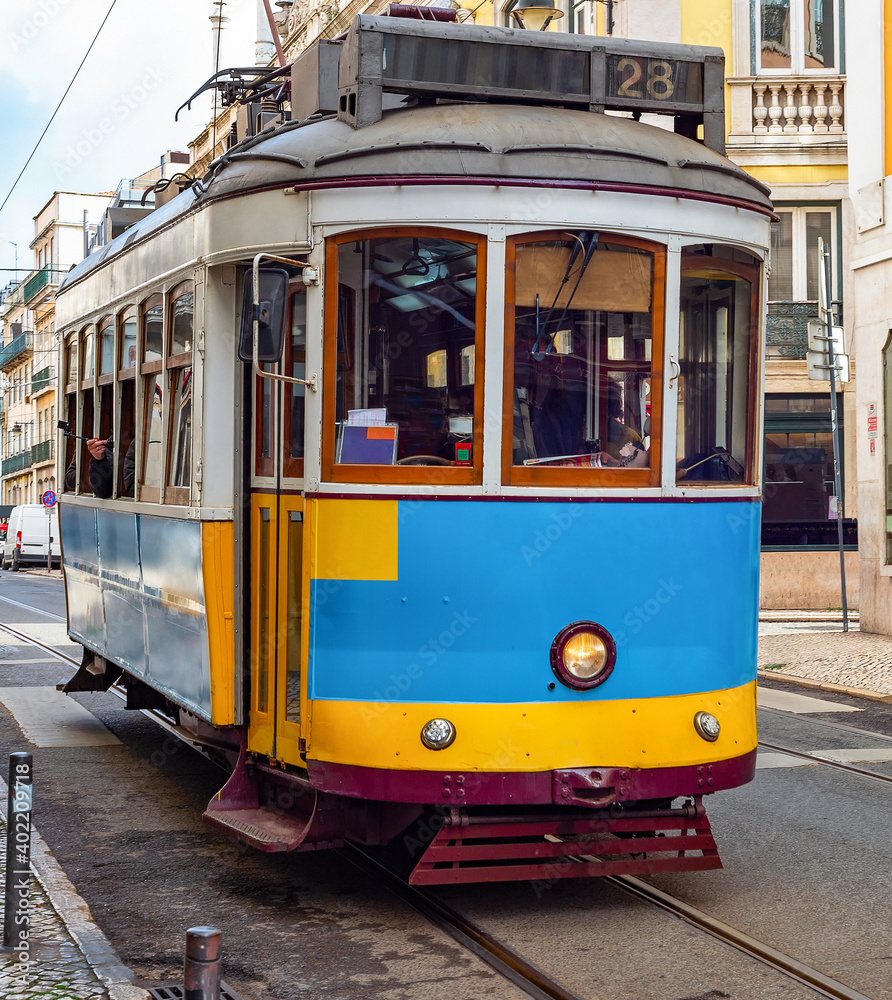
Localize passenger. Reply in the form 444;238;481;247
65;438;135;498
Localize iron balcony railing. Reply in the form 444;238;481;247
0;332;33;372
22;266;64;304
30;439;53;465
2;450;31;476
31;365;53;395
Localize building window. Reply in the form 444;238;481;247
758;0;838;73
762;393;856;548
767;205;837;360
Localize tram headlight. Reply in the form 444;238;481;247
693;711;721;742
550;622;616;690
420;718;456;750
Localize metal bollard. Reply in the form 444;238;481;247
3;752;33;952
184;926;222;1000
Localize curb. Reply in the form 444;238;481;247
1;775;149;1000
757;668;892;704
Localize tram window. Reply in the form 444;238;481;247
142;374;164;497
119;308;137;372
505;233;662;485
117;380;136;498
78;392;95;493
168;366;192;492
677;247;760;483
170;281;194;355
98;317;115;377
283;288;307;477
142;295;163;367
82;329;95;383
62;395;76;492
325;231;483;482
64;337;77;391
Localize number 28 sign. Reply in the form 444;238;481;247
605;55;703;108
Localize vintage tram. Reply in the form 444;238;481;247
55;14;772;884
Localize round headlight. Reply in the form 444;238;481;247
550;622;616;690
420;718;456;750
694;711;721;742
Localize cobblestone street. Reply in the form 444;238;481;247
0;814;107;1000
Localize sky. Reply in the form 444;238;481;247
0;0;262;285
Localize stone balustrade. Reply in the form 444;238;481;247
728;76;845;146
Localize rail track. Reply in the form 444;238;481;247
0;614;886;1000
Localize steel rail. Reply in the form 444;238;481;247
0;619;76;660
759;705;892;744
759;741;892;785
342;844;586;1000
607;874;877;1000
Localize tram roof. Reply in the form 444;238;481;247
60;101;772;294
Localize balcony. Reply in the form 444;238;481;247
30;439;53;465
31;365;54;396
22;265;64;305
2;450;31;477
766;301;819;360
728;75;846;152
0;332;33;372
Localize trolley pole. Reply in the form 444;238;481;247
184;926;222;1000
3;753;33;955
823;242;849;632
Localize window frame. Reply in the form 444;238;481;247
97;315;115;385
164;281;194;505
501;230;666;489
768;203;839;304
755;0;840;75
321;226;487;487
118;305;138;379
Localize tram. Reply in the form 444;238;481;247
55;13;772;884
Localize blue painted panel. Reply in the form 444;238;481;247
309;500;760;704
61;505;211;718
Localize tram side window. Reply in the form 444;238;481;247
166;281;193;502
78;327;95;492
506;233;661;483
62;337;77;491
140;296;164;499
677;246;761;483
284;288;307;477
328;232;482;479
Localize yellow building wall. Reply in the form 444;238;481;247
887;0;892;175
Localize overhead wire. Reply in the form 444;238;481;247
0;0;120;218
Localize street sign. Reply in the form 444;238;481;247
807;320;845;354
817;236;830;322
41;490;56;508
807;351;850;382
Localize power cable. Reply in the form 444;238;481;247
0;0;119;218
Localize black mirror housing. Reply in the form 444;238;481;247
238;268;290;363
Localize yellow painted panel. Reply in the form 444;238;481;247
202;521;235;726
310;498;398;581
305;683;757;771
247;494;276;756
745;164;848;185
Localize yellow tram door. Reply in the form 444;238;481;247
247;283;309;765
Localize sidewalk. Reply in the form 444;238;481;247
758;610;892;701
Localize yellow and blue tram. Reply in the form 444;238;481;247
55;14;772;883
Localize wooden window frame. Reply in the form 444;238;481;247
140;293;164;376
322;227;487;486
118;306;138;380
97;315;115;386
80;326;95;391
168;280;194;358
163;281;194;504
282;284;308;480
501;231;666;489
64;334;77;394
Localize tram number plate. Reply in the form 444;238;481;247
605;55;702;107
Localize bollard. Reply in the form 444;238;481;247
184;926;222;1000
3;752;33;953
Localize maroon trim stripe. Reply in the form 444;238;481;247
300;491;760;503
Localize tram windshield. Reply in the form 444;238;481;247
508;234;659;479
330;232;481;472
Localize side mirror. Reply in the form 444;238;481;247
238;268;290;363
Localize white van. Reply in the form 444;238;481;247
2;505;60;571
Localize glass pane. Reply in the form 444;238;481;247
334;235;478;465
678;260;756;482
168;367;192;489
288;291;306;462
769;212;793;301
511;237;653;469
82;333;95;380
143;374;164;489
805;212;832;301
764;429;834;521
99;324;115;375
286;511;303;723
171;290;193;355
257;508;271;714
118;380;136;497
66;340;77;385
804;0;834;69
144;303;163;363
121;315;137;369
761;0;791;69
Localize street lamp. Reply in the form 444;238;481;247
511;0;563;31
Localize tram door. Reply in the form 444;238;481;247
248;287;308;763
